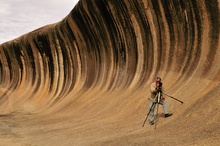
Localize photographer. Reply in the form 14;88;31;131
148;77;172;125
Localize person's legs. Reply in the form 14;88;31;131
162;100;172;117
148;99;156;124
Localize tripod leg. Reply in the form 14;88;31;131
154;92;161;129
154;101;160;129
162;92;183;104
142;101;155;127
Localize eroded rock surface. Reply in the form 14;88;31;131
0;0;219;145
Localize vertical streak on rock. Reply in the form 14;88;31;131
143;1;159;80
128;5;144;88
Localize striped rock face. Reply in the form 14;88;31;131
0;0;219;145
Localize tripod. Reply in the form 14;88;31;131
142;91;162;129
142;91;183;129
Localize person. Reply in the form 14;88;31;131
148;77;172;125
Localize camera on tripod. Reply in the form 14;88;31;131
156;82;163;93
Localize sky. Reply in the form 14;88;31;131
0;0;79;44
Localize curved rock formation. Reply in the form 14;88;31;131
0;0;219;145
